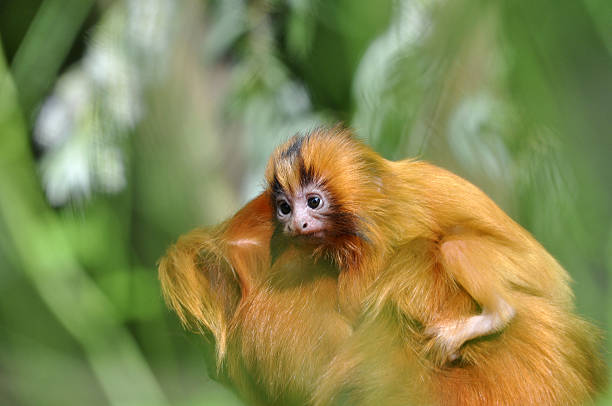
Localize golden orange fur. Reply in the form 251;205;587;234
265;127;607;405
159;127;607;406
159;192;352;405
158;192;273;362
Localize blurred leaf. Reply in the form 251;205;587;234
11;0;95;119
204;0;248;61
281;0;393;113
1;344;108;406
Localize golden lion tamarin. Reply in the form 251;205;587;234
265;127;607;405
160;127;606;406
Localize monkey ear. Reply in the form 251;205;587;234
158;227;241;358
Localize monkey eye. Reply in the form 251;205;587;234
277;200;292;216
307;195;321;209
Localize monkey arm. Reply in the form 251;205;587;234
427;236;516;357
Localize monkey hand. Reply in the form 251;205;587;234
423;320;467;365
424;301;516;365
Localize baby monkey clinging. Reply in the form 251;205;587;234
264;127;606;405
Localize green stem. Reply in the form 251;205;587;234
10;0;95;119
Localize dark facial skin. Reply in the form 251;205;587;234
275;184;331;238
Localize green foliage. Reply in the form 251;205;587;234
11;0;95;117
0;0;610;404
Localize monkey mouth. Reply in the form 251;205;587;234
293;230;326;239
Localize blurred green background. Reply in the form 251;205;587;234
0;0;610;405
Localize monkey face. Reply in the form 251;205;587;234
274;184;332;238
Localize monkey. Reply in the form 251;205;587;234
159;192;353;406
265;126;607;405
159;127;607;406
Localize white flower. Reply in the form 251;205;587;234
40;138;92;206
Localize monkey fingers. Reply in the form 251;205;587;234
423;321;465;365
423;298;516;363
